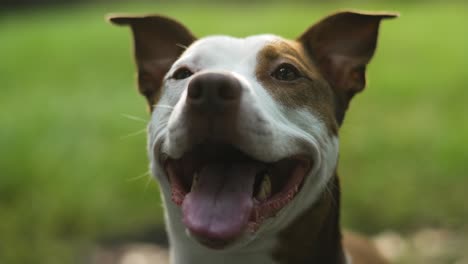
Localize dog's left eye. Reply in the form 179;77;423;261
271;63;301;81
173;67;193;80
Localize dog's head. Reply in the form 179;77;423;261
110;11;396;250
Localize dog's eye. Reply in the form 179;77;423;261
271;63;301;81
173;67;193;80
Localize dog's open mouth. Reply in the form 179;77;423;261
163;143;311;249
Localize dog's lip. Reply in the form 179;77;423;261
161;144;312;248
159;149;310;172
160;150;311;201
161;145;312;209
247;155;311;229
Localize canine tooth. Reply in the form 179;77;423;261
256;174;271;202
191;172;199;191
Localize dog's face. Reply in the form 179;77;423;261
110;11;396;250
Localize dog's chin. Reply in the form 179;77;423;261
161;142;312;250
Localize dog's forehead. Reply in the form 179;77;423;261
177;34;283;68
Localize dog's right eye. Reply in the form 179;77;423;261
173;67;193;80
271;63;301;82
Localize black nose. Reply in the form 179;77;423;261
186;72;242;111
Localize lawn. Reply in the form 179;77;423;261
1;2;467;263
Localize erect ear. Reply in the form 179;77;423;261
299;10;398;123
108;14;196;110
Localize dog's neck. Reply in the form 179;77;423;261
273;173;345;264
163;174;345;264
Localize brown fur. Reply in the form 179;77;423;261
255;40;339;135
109;15;196;110
299;11;398;124
273;174;389;264
273;174;345;264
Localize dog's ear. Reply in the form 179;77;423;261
108;14;196;110
299;10;397;122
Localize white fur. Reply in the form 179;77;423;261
147;35;339;264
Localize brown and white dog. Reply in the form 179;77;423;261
109;10;397;264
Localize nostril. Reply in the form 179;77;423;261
218;84;240;101
188;84;203;100
186;72;242;109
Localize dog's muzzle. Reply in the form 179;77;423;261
161;72;312;249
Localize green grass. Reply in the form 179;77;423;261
1;2;467;263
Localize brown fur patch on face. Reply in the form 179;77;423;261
255;40;338;135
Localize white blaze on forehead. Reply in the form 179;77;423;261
171;35;282;76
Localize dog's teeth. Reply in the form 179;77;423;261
256;174;271;202
191;172;199;192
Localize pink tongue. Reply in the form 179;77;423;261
182;162;258;244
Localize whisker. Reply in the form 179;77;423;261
121;113;148;123
153;104;175;109
120;128;146;139
176;43;189;50
127;170;151;182
144;175;155;192
325;182;338;209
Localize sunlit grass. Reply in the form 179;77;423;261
1;2;467;263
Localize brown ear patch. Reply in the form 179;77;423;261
255;40;339;135
108;14;196;111
298;10;398;124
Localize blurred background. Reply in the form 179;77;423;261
1;0;467;263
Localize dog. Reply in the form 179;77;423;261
109;10;397;264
